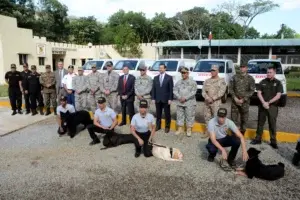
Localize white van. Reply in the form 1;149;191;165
247;59;287;107
190;59;235;102
82;59;118;75
148;59;196;84
113;59;155;77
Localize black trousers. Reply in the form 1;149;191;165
206;136;241;163
87;124;114;142
29;91;44;110
155;101;171;128
8;87;22;111
135;131;153;157
120;99;134;124
24;93;30;112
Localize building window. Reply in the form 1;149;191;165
39;57;45;66
72;59;76;65
60;58;64;62
19;54;28;65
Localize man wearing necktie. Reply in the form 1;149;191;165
152;63;174;133
55;61;68;103
118;64;135;126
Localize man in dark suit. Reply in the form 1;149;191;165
118;65;135;126
55;61;68;103
152;63;174;133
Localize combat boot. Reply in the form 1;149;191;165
187;127;192;137
45;108;51;116
39;107;44;115
175;127;183;135
31;109;38;116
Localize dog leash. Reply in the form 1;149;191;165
219;158;245;172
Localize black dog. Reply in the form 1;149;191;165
59;110;93;138
102;133;137;149
292;141;300;166
244;148;285;181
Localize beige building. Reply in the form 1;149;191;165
0;15;158;84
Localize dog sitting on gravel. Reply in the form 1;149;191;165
150;143;183;161
236;147;285;180
59;110;93;138
102;133;136;149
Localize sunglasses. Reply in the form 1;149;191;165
240;66;247;68
181;72;187;74
91;67;96;68
139;69;145;71
210;69;216;72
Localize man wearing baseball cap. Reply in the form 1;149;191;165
87;97;118;145
73;66;88;111
206;108;248;166
56;96;76;136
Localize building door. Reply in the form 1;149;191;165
52;59;56;71
81;59;86;66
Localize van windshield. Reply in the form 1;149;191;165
193;61;225;73
150;61;178;71
247;61;283;74
82;61;104;70
114;60;138;70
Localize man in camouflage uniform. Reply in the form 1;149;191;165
40;65;57;115
173;67;197;137
202;65;226;138
100;61;119;112
134;65;153;111
87;64;102;112
73;66;89;111
229;65;255;135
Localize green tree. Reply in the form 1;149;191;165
151;13;175;41
261;24;297;39
296;33;300;38
35;0;69;42
114;24;142;58
68;16;101;44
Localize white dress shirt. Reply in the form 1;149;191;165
62;73;76;90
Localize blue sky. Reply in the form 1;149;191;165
60;0;300;35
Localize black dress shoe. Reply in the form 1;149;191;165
270;143;278;149
207;155;214;162
89;140;100;146
12;111;17;116
155;127;161;132
135;152;141;158
25;110;30;115
165;128;170;133
250;139;262;145
18;110;23;114
118;122;126;126
32;110;38;116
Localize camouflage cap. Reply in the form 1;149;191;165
31;65;37;70
45;65;51;69
211;64;219;71
60;96;67;102
139;99;148;108
138;65;147;70
217;108;227;117
180;66;189;73
97;97;106;104
106;61;113;66
77;66;83;71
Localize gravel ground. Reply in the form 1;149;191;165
143;97;300;133
1;118;300;200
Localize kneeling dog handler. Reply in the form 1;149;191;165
131;99;156;158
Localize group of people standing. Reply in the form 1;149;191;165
5;60;284;163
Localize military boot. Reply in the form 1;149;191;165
187;127;192;137
39;107;44;115
54;107;57;115
175;127;183;135
31;109;38;116
45;108;51;116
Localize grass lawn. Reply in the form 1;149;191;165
0;85;8;97
287;78;300;91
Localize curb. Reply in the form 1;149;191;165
287;92;300;97
1;102;299;143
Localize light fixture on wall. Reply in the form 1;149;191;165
88;43;93;48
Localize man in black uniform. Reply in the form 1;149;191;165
251;66;283;149
24;65;44;116
4;64;23;115
20;63;31;114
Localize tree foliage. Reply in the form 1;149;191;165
0;0;298;46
